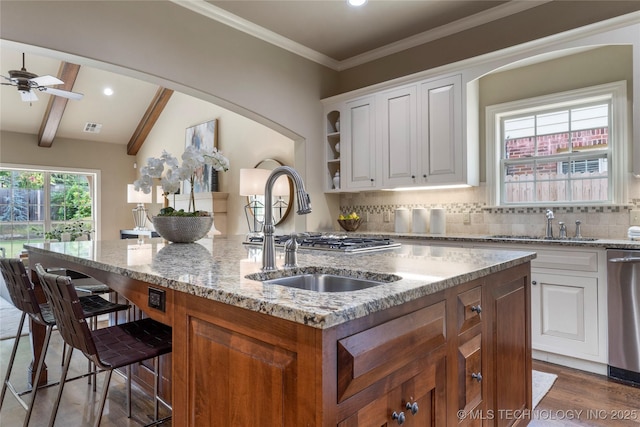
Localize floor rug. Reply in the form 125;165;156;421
0;296;28;340
532;369;558;408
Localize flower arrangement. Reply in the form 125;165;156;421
133;145;230;216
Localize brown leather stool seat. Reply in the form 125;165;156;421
37;267;172;427
0;258;129;427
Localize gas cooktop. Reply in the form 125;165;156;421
244;234;401;253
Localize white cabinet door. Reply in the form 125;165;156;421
344;96;378;189
531;272;601;361
379;85;417;187
418;75;462;184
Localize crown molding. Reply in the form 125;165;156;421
170;0;553;71
170;0;340;69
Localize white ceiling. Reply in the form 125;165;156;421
0;0;567;146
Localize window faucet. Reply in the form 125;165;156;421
262;166;312;271
545;209;554;238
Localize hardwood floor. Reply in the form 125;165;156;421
531;360;640;426
2;329;639;427
0;330;171;426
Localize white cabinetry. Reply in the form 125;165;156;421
334;74;471;192
379;85;417;187
343;96;378;189
418;75;463;185
472;242;607;374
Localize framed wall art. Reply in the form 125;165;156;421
185;119;219;192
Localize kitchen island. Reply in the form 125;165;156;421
26;235;535;426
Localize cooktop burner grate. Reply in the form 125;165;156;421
244;234;401;252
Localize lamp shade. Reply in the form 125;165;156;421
239;168;270;196
271;175;290;197
127;184;152;204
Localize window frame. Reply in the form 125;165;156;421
0;163;101;253
486;81;628;207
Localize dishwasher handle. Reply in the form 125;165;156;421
609;257;640;263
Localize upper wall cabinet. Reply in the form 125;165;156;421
343;96;379;190
326;73;476;192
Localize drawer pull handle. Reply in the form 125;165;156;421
532;281;537;285
471;372;483;382
391;411;406;425
470;305;482;314
406;401;419;415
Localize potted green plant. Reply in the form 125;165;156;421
133;145;229;243
45;220;94;242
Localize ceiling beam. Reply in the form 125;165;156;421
127;87;174;155
38;62;81;147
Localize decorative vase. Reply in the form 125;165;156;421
152;215;214;243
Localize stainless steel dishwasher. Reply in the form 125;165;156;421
607;249;640;387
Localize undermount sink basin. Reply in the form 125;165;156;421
489;234;598;242
264;274;386;292
246;268;402;292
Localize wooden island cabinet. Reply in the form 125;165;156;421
25;237;532;427
172;263;531;427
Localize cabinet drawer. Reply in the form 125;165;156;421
457;286;482;334
533;249;598;272
337;301;446;402
458;334;482;413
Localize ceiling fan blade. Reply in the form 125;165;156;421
1;74;14;83
40;86;84;100
30;75;64;86
19;90;38;102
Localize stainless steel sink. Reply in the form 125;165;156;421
263;273;387;292
489;234;598;242
246;269;401;292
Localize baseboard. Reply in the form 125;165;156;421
533;349;608;375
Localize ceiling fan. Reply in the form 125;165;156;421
1;53;84;102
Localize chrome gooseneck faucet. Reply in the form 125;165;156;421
262;166;312;271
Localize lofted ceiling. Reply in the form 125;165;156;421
0;0;621;150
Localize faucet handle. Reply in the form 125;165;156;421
558;221;567;238
283;233;301;269
545;209;554;219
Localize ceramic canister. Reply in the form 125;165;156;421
412;208;428;233
394;208;411;233
430;208;446;234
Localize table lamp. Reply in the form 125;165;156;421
127;184;152;230
239;168;270;234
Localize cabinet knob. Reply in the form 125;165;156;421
370;178;375;182
391;411;406;425
411;175;415;179
406;401;419;415
532;281;537;285
471;372;483;382
423;174;427;178
470;305;482;314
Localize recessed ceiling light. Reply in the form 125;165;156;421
348;0;367;6
103;87;114;96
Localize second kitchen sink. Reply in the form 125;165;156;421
489;234;598;242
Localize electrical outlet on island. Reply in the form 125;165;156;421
631;210;640;226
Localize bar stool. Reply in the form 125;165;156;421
38;269;172;427
0;258;130;427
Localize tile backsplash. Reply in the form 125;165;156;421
339;178;640;239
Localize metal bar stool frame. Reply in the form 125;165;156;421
38;270;172;427
0;258;130;427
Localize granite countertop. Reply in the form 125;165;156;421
24;235;535;329
352;231;640;250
